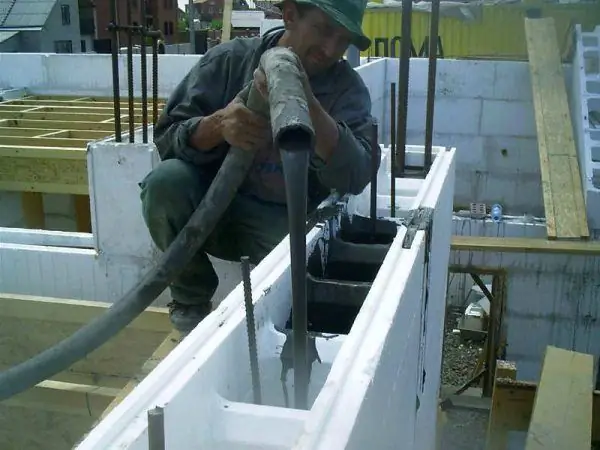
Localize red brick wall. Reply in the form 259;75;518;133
94;0;179;43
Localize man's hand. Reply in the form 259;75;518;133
219;96;271;152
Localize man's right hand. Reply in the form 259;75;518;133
219;97;271;152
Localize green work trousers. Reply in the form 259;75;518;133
139;158;289;308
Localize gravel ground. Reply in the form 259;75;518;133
439;306;488;450
441;306;484;386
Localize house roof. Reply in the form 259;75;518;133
0;0;57;29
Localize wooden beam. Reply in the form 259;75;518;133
101;330;182;418
451;235;600;255
524;17;589;240
0;135;89;148
525;346;593;450
2;119;118;132
21;192;45;229
0;293;171;333
486;361;517;450
222;0;233;42
3;380;120;417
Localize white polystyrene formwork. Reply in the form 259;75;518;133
571;25;600;232
76;146;456;450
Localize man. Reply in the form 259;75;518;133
140;0;375;333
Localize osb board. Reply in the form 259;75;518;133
524;17;589;240
0;405;92;450
0;318;170;389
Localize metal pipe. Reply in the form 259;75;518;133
126;0;135;143
241;256;262;405
424;0;441;173
390;82;396;217
139;0;149;143
370;121;378;235
147;406;166;450
395;0;413;177
109;0;122;142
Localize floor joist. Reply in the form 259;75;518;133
0;95;165;231
524;17;589;240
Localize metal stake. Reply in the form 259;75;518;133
241;256;262;405
147;406;165;450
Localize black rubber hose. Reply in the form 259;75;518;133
0;47;314;402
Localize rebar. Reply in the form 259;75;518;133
109;0;122;142
139;0;149;143
390;82;396;217
370;121;379;235
395;0;413;178
424;0;441;172
126;0;135;142
152;37;159;126
241;255;262;406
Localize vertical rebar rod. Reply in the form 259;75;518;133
109;0;121;142
370;121;378;235
140;0;149;143
241;256;262;406
152;36;159;127
395;0;413;177
126;0;135;142
147;406;165;450
188;0;195;54
390;82;397;217
423;0;441;173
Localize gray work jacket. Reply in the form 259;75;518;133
153;28;375;208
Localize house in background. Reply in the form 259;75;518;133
0;0;82;53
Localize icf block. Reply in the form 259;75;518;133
571;25;600;231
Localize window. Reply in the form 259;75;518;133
61;5;70;25
54;40;73;53
163;21;174;36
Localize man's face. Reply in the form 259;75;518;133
281;3;353;76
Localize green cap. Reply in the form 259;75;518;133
276;0;371;51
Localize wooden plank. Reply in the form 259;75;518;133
101;330;182;418
74;194;92;233
0;293;170;333
524;346;593;450
21;192;45;229
524;17;589;240
0;299;171;384
0;135;89;148
451;235;600;255
486;361;517;450
3;380;119;417
2;119;118;132
0;156;87;194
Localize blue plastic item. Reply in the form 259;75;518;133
491;203;503;223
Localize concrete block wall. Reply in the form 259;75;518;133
382;58;574;217
571;25;600;234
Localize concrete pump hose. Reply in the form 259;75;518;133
0;47;314;402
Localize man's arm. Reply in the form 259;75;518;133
309;76;375;196
153;52;231;165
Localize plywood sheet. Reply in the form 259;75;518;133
524;17;589;240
